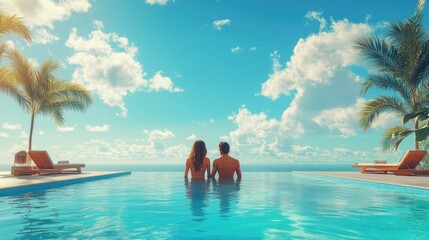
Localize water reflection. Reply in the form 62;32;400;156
8;192;65;240
212;178;241;217
184;178;242;221
184;178;210;222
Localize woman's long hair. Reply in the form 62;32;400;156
189;140;207;171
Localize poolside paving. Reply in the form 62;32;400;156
0;171;131;192
299;171;429;190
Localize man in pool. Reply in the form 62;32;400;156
211;142;242;179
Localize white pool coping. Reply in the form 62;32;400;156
297;171;429;190
0;171;131;195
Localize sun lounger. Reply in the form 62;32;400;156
28;150;85;175
352;150;429;175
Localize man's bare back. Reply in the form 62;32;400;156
212;155;242;179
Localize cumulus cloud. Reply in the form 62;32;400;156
33;27;59;44
145;0;171;6
3;122;21;130
213;19;231;30
0;132;10;138
312;98;365;137
0;0;91;28
57;126;75;132
231;46;242;54
144;129;175;141
228;16;373;159
305;11;327;32
186;134;197;140
19;131;28;138
57;129;184;163
228;106;296;158
66;21;182;117
86;124;109;132
57;137;189;164
148;71;184;92
66;21;145;117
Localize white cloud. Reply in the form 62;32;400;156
305;11;327;32
213;19;231;30
228;16;373;159
86;124;110;132
209;118;214;123
39;129;45;135
148;71;184;92
144;129;175;141
0;132;10;138
33;27;59;44
19;131;28;138
0;0;91;28
27;58;39;68
228;107;283;147
261;19;371;100
66;21;146;118
3;122;21;130
186;134;197;140
312;98;365;137
57;137;189;164
4;40;15;49
57;126;75;132
145;0;171;6
54;129;184;163
370;112;401;130
66;21;182;117
250;47;257;52
231;46;242;54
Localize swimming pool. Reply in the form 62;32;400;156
1;172;428;239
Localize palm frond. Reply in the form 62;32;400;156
410;39;429;90
402;107;429;125
412;0;426;24
36;59;60;84
0;67;28;110
6;48;36;105
37;78;92;123
47;80;92;106
360;73;411;101
381;125;413;151
359;96;407;131
0;42;8;58
0;12;31;42
354;35;398;73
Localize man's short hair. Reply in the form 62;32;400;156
219;142;230;154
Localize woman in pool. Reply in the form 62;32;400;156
184;140;211;179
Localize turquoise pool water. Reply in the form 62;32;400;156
1;172;428;239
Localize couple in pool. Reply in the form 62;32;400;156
184;140;242;179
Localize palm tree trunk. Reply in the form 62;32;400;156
415;120;420;150
28;111;35;152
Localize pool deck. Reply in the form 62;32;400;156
0;171;131;194
299;171;429;190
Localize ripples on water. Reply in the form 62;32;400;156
1;172;428;239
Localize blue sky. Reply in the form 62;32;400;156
0;0;424;164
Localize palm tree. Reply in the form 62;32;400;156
7;48;92;151
356;0;429;151
0;11;31;97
